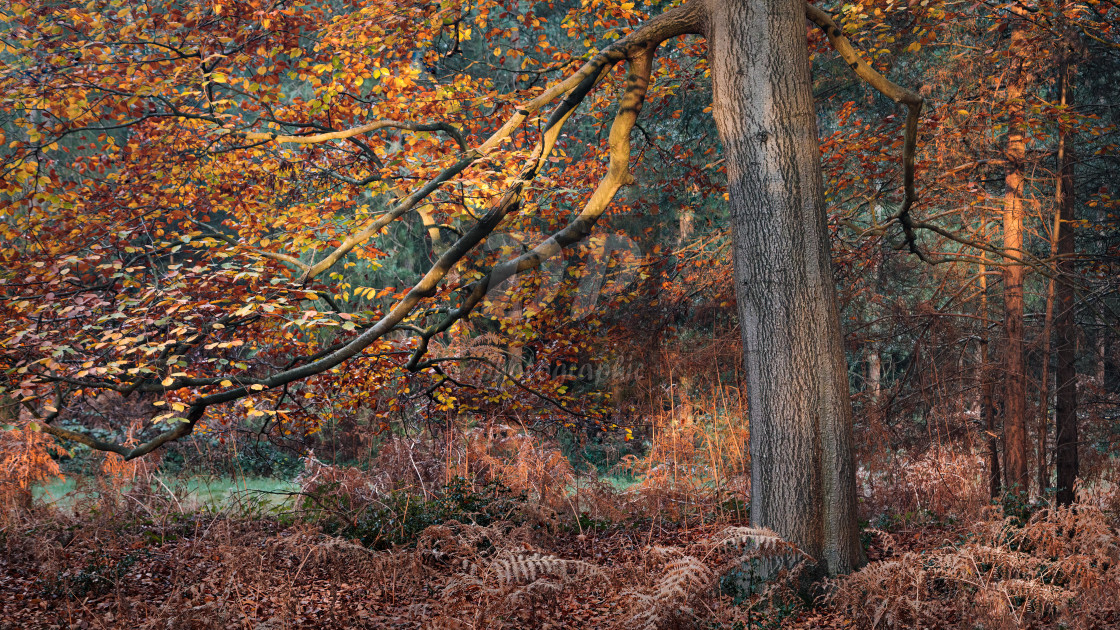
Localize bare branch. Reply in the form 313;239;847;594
239;119;467;151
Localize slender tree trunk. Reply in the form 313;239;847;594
1096;323;1106;385
707;0;864;576
868;350;882;402
1054;54;1079;506
1002;16;1030;494
979;249;1001;499
1036;200;1059;497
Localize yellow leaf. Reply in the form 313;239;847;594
161;376;175;386
220;379;233;387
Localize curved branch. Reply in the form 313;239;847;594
805;4;926;259
294;0;704;284
406;47;658;371
41;404;204;460
43;1;704;459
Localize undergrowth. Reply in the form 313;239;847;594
3;415;1119;629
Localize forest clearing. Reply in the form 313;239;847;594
1;0;1119;627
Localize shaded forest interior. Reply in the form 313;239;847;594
1;0;1120;627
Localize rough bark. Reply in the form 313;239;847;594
1001;16;1029;494
1054;55;1079;506
706;0;864;576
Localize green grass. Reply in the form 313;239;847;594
33;474;300;512
598;474;640;492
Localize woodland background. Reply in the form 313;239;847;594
1;0;1119;627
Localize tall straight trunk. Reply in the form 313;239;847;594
1036;192;1061;497
1054;54;1079;506
707;0;864;576
1096;322;1107;385
1002;17;1030;494
979;249;1001;499
868;350;882;402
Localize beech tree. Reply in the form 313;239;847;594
0;0;924;575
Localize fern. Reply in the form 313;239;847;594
485;551;601;586
624;554;714;630
831;503;1120;629
714;526;787;553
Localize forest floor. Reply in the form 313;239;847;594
3;464;1119;630
0;496;949;630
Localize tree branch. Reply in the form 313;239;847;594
38;0;704;458
805;4;926;259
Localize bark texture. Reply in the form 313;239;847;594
706;0;864;576
1002;16;1029;494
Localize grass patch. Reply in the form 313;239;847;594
33;475;300;512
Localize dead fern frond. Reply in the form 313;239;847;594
623;554;714;630
655;555;714;599
0;422;66;518
489;551;599;585
713;526;786;553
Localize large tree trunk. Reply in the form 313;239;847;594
1002;16;1030;494
1054;54;1079;506
706;0;864;576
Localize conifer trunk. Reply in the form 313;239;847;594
1002;16;1029;494
1054;54;1079;506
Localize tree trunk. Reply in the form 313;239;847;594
979;249;1001;499
1002;16;1030;494
707;0;864;576
1054;54;1079;506
868;350;882;402
1037;195;1059;498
